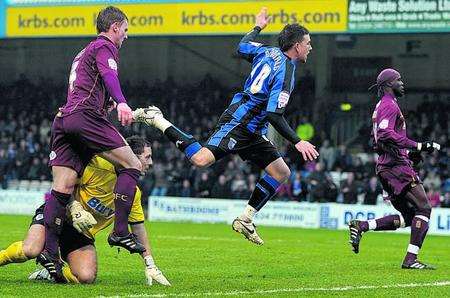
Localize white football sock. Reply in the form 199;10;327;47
239;205;257;221
144;255;155;268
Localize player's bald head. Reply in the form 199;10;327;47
97;6;128;34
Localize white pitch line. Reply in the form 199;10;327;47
98;281;450;298
155;235;291;243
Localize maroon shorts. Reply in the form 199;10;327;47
49;109;127;175
377;165;420;197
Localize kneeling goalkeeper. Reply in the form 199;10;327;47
0;136;170;286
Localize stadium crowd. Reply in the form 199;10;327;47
0;76;448;207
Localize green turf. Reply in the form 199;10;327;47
0;214;449;297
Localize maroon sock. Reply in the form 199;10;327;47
113;168;141;236
43;190;71;257
404;215;429;264
374;214;401;231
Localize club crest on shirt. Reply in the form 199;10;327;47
108;58;118;71
228;138;237;150
49;151;57;161
278;91;290;109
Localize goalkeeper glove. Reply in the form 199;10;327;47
417;141;441;154
408;150;423;167
144;256;171;286
68;200;97;233
132;106;163;126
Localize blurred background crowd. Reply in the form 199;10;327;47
0;75;448;207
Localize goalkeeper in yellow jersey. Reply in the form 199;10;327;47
0;136;170;286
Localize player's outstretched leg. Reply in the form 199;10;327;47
0;241;28;266
348;214;404;254
401;186;435;270
133;106;202;160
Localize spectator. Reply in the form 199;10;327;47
151;163;169;196
180;179;194;197
341;172;358;204
196;171;213;198
291;172;308;201
364;176;382;205
319;139;335;171
333;145;352;171
211;175;231;199
307;162;337;202
441;192;450;208
230;174;248;199
427;184;441;208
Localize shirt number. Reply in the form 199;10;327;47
250;63;271;94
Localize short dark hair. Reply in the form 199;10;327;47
278;24;309;52
96;6;128;34
126;136;151;156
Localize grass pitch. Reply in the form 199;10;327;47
0;214;449;297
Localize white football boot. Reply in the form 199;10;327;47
232;218;264;245
29;268;54;282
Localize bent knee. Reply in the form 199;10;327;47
76;270;97;284
23;242;42;259
191;153;213;168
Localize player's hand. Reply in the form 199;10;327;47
68;200;97;233
408;150;423;166
295;140;319;161
117;102;133;126
144;264;171;286
106;97;117;114
255;7;270;30
417;141;441;154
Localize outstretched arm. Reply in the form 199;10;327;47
237;7;270;61
131;223;171;286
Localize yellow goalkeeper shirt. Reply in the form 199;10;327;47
74;156;145;239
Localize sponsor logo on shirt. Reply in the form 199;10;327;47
379;119;389;129
277;91;290;109
87;197;114;218
108;58;118;71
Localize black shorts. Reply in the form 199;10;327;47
205;114;281;169
31;204;95;261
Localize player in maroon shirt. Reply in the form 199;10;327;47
348;69;441;269
38;6;146;282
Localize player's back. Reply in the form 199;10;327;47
61;36;119;116
224;44;296;135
